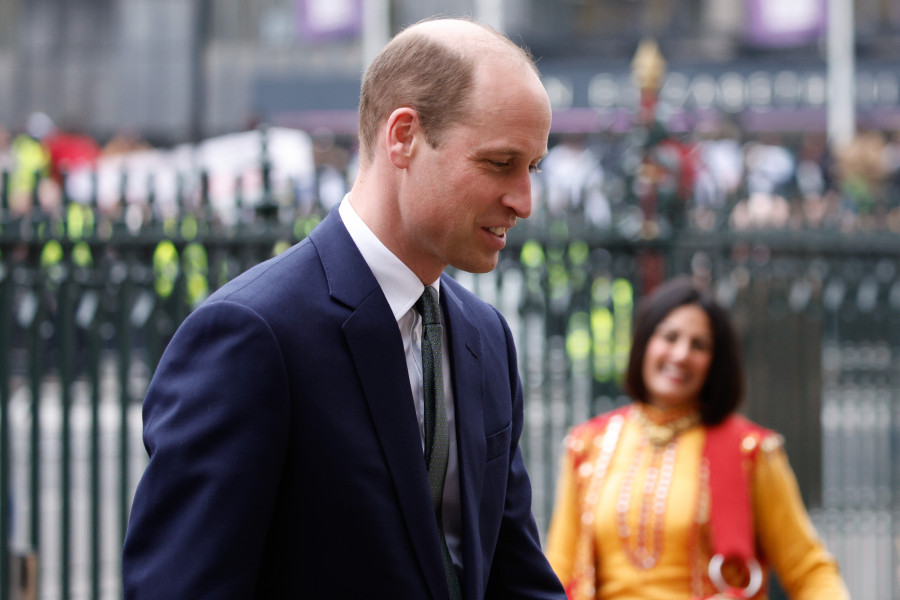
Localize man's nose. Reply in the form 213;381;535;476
503;171;533;218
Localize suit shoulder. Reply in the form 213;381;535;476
206;238;320;307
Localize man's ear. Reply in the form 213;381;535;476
386;107;418;169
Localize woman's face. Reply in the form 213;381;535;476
641;304;714;411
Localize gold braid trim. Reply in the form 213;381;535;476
565;413;625;600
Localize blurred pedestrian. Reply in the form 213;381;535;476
540;134;609;227
0;122;11;167
101;128;151;156
695;122;744;211
834;129;890;230
42;117;101;183
0;122;12;204
743;134;795;199
546;276;849;599
8;113;52;215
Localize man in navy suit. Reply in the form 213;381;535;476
123;17;564;599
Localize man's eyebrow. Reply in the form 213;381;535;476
474;147;548;160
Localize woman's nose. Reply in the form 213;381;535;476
669;339;691;361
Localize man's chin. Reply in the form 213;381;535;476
454;257;500;275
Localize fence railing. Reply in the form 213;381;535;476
1;166;899;598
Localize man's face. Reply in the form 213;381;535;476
395;59;552;282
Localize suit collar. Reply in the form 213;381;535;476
338;197;434;320
309;206;381;309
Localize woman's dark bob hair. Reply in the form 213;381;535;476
624;276;744;425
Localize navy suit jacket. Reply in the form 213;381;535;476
122;207;565;599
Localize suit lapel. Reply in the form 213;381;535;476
310;210;449;600
440;277;485;600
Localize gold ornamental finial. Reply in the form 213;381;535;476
631;38;666;92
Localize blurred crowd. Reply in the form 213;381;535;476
3;111;900;235
536;123;900;235
0;112;150;219
0;112;314;230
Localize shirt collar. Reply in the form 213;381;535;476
339;195;440;321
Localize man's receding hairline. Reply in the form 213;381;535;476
398;17;497;43
395;18;535;73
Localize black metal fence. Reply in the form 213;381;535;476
0;167;898;598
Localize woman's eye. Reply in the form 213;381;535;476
693;339;712;352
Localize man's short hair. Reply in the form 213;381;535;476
357;18;537;165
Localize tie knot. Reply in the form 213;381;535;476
416;286;441;326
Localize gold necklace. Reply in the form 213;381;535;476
634;405;701;446
616;433;677;569
616;406;701;570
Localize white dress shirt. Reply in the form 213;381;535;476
338;196;463;568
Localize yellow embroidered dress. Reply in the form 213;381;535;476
546;403;849;600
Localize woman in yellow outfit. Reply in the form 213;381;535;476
546;277;849;600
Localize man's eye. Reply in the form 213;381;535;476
529;164;542;174
491;161;510;169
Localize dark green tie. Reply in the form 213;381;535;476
416;286;463;600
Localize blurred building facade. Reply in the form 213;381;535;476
0;0;899;144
